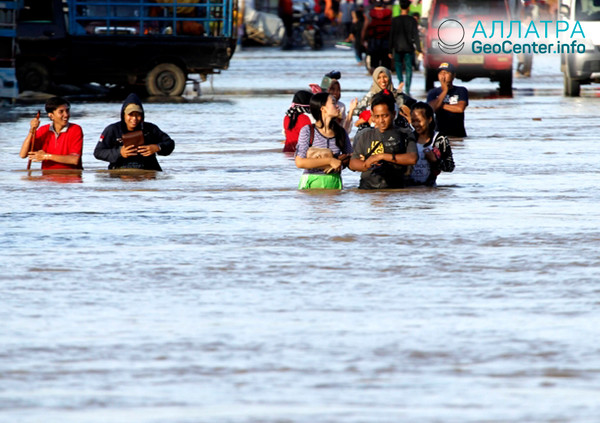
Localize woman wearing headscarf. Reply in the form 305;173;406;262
354;66;416;122
283;90;314;153
94;93;175;171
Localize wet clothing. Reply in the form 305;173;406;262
426;85;469;137
94;93;175;171
298;173;343;189
33;123;83;170
411;143;431;184
296;124;352;175
296;124;352;190
283;113;312;152
351;126;416;189
409;131;455;186
283;91;313;152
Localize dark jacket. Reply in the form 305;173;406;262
366;7;392;41
94;93;175;171
389;14;421;53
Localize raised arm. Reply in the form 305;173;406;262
19;115;40;159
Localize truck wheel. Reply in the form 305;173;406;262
499;71;512;96
146;63;186;96
17;62;50;92
425;68;436;91
564;74;580;97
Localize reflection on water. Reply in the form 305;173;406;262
21;169;84;184
97;169;159;182
1;51;599;423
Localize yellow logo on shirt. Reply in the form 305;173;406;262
368;140;384;156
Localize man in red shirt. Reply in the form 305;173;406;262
20;96;83;170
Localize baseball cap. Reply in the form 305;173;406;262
124;103;143;115
438;62;456;73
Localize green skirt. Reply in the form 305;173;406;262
298;173;343;190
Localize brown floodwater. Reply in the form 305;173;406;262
0;48;599;423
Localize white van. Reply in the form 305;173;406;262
559;0;600;96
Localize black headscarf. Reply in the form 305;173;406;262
285;90;312;130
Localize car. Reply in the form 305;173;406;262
423;0;513;95
559;0;600;96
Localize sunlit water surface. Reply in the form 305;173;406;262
1;49;599;423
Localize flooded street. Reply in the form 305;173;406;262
1;48;599;422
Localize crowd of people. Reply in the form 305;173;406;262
20;59;458;191
279;0;423;92
284;60;461;190
20;0;463;191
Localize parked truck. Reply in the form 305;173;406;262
12;0;238;96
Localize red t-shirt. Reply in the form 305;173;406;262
33;123;83;170
283;114;311;152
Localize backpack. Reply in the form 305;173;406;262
431;131;455;173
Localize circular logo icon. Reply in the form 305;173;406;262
437;19;465;55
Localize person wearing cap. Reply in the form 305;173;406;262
426;62;469;138
94;93;175;171
319;71;357;135
349;91;417;189
20;96;84;171
283;90;314;153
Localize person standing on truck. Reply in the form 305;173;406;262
388;0;421;95
19;96;84;170
94;93;175;171
426;62;468;138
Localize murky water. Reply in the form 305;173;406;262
1;49;599;423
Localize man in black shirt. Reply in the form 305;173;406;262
349;91;417;189
426;62;469;137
